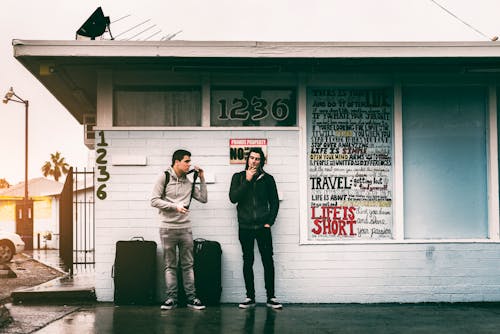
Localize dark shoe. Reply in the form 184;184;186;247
160;298;177;310
266;297;282;309
187;298;206;310
238;297;256;309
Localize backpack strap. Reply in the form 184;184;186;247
186;171;199;209
161;171;170;199
162;170;198;208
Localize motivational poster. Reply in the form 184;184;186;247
307;88;393;241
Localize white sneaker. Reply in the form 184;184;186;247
266;297;283;309
187;298;206;310
238;297;256;309
160;298;177;310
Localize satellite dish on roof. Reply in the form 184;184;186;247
76;7;114;40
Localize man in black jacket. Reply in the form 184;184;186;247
229;147;282;309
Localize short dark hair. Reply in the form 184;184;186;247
245;147;266;169
171;149;191;167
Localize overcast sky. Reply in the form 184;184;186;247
1;0;499;184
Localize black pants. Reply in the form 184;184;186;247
238;227;275;300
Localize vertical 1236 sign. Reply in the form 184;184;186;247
96;131;109;200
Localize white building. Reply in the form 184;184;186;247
13;40;500;303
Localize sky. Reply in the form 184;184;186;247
0;0;499;185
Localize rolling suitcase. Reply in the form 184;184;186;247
193;238;222;305
113;237;157;305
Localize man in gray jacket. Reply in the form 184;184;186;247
151;149;207;310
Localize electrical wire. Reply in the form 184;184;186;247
429;0;497;41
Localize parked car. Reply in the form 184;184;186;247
0;230;25;263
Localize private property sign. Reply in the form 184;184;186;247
229;139;268;164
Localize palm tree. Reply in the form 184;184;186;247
41;151;70;182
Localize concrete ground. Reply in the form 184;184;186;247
3;302;500;333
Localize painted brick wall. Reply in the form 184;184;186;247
95;130;500;303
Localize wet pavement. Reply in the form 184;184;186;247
3;302;500;333
2;251;500;333
13;249;95;303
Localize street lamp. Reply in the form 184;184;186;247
3;87;32;249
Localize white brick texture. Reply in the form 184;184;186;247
95;130;500;303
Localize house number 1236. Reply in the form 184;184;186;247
217;97;290;121
96;131;109;200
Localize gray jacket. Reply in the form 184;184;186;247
150;166;207;228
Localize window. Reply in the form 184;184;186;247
402;86;488;239
114;87;201;126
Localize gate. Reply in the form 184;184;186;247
59;167;95;274
15;199;34;250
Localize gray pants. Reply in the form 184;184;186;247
160;227;196;301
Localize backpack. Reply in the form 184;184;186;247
161;170;199;209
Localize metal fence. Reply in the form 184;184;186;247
59;167;95;275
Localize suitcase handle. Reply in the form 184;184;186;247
194;238;206;252
193;238;222;255
131;236;145;241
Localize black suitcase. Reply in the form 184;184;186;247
193;238;222;305
113;237;157;305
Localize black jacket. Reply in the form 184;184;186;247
229;170;279;229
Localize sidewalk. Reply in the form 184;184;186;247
2;251;500;333
10;250;95;304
